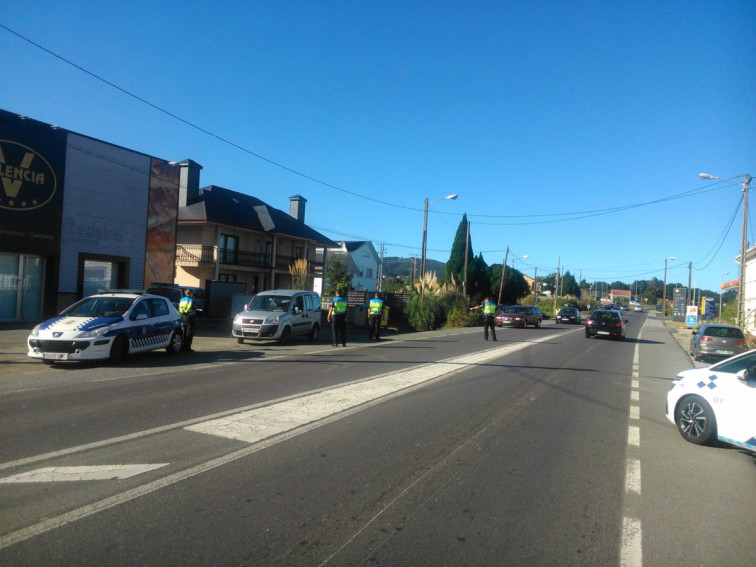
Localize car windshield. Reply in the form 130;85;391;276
247;294;292;312
709;350;756;374
505;306;526;314
64;296;135;317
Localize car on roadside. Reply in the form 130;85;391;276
147;282;206;317
27;291;184;364
232;289;321;343
495;305;542;328
584;309;627;340
556;307;581;325
666;349;756;453
689;323;748;362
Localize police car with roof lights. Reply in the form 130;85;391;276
666;349;756;453
28;291;184;364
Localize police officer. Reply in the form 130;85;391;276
178;288;196;352
327;289;348;347
368;292;384;340
470;296;497;341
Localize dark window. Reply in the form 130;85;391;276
219;234;238;264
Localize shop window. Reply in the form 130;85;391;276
79;254;129;298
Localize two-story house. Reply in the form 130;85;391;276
174;160;336;298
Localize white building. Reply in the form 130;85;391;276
314;240;380;294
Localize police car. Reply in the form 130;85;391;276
666;349;756;453
28;291;184;364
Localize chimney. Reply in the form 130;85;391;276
178;159;203;206
289;194;307;222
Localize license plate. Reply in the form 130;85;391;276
244;326;260;334
43;352;68;360
714;349;733;355
597;331;610;335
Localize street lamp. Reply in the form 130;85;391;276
720;271;730;322
699;172;751;328
420;193;458;279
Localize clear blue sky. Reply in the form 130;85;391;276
2;1;754;294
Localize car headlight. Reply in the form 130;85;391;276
30;324;41;338
234;314;242;324
77;325;114;338
264;315;280;325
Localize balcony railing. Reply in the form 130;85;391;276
177;244;323;272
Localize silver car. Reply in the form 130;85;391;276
232;290;321;344
689;323;748;362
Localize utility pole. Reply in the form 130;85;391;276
377;243;385;292
497;246;509;306
663;258;668;318
737;174;750;329
553;256;560;315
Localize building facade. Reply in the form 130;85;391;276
0;109;179;322
174;160;335;303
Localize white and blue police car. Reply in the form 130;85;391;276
666;349;756;453
28;291;184;364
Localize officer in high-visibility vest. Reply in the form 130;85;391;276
368;292;384;340
470;296;498;341
178;289;196;351
327;289;348;347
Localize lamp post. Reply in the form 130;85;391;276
720;271;730;322
700;172;751;328
420;193;458;280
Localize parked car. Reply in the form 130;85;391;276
585;309;627;340
28;291;184;364
147;282;205;317
666;349;756;452
495;305;542;328
232;290;321;343
556;307;581;324
689;323;748;362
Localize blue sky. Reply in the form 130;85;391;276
2;1;754;294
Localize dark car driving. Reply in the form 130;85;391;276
496;305;542;328
585;309;627;340
556;307;581;324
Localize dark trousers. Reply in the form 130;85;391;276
368;314;382;340
484;315;496;340
332;315;346;346
181;314;196;350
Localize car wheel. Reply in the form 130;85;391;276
237;337;245;345
308;323;320;342
109;335;129;364
585;332;591;338
675;395;717;445
535;319;541;328
279;326;291;344
166;330;183;355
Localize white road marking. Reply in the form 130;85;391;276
186;334;561;443
0;464;168;483
621;323;645;567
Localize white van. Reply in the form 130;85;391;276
232;290;321;344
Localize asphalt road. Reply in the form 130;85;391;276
1;314;753;566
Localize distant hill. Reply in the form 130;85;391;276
382;257;446;280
